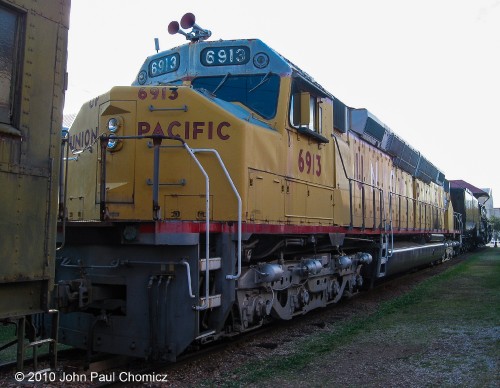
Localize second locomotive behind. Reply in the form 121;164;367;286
56;14;465;361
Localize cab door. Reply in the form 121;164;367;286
285;84;335;225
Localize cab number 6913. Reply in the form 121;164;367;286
298;149;321;177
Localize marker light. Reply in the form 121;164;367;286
138;70;147;85
253;52;269;69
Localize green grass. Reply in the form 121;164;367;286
0;323;18;363
0;320;60;364
211;249;500;387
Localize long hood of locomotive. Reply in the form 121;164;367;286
65;85;279;222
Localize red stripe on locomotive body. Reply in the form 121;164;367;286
137;221;459;236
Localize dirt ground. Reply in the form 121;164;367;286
1;250;497;387
165;250;499;387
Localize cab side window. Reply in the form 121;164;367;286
309;94;322;133
289;77;329;143
0;4;24;129
290;92;322;135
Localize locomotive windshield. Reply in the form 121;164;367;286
191;73;280;119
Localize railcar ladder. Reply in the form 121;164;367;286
199;257;222;309
14;310;59;370
184;146;242;311
184;146;242;340
378;224;393;278
147;139;241;341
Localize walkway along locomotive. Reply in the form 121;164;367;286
56;14;464;362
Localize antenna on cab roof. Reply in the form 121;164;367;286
168;13;211;42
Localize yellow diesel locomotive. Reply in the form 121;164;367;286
56;14;460;361
0;0;70;367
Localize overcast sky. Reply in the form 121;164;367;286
64;0;500;207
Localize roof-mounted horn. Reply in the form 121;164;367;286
168;21;189;38
168;13;211;42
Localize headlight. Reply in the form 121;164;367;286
107;134;120;150
107;117;121;133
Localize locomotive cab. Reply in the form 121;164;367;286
65;39;292;223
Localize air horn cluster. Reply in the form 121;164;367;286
168;13;211;42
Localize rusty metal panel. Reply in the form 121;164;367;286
0;173;49;281
9;0;70;26
0;0;70;319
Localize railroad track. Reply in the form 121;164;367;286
0;253;469;387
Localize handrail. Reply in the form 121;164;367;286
99;134;211;310
333;133;447;234
388;190;446;232
96;258;196;299
181;143;211;311
388;191;394;258
99;134;243;310
349;178;385;230
99;134;186;220
59;257;119;269
331;134;349;178
57;130;70;251
191;148;242;280
180;260;196;298
454;212;463;247
453;212;463;233
332;134;384;230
